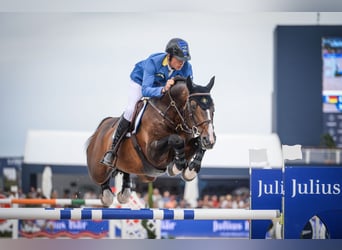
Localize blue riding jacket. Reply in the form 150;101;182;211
130;52;193;97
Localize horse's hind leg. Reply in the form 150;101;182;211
117;172;132;204
100;178;114;207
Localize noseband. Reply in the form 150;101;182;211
148;90;213;138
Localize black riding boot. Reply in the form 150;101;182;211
101;116;130;166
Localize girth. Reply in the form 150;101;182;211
130;133;166;176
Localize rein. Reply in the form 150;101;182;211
148;89;212;138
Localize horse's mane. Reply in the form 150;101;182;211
173;76;187;84
169;77;189;102
173;76;211;94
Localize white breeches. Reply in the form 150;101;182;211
123;80;142;121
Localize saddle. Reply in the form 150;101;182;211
129;98;148;135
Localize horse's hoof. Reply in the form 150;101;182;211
101;189;114;207
167;163;182;176
117;188;131;204
182;168;197;181
166;165;176;176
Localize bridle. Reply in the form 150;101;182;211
148;89;213;138
187;92;213;126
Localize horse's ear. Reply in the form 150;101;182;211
186;76;193;91
206;76;215;91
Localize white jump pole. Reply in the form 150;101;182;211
0;198;103;206
0;208;280;220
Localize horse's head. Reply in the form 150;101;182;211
186;76;216;150
157;76;216;150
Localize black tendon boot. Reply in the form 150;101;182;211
101;116;130;166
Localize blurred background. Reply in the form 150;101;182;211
0;3;342;239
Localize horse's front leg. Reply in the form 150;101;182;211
150;134;186;176
169;134;187;170
164;134;187;176
189;148;206;172
182;148;206;181
150;134;186;167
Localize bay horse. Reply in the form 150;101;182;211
86;76;216;206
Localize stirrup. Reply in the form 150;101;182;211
101;151;115;167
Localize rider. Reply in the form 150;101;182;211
101;38;193;166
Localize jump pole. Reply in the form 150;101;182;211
0;198;103;206
0;208;280;221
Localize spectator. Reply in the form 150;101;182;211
232;194;245;209
220;194;233;208
152;188;163;208
164;194;178;208
83;190;97;199
17;188;26;199
27;186;38;198
162;190;171;205
210;195;220;208
177;199;190;208
196;198;204;208
202;195;211;208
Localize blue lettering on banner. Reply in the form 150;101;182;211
160;220;249;238
19;219;109;238
250;169;283;210
68;220;87;230
289;177;341;198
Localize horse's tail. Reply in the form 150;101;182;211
85;117;113;152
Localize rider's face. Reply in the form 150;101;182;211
169;56;185;70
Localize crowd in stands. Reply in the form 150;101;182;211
144;188;250;209
0;185;250;209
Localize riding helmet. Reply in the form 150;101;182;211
165;38;191;61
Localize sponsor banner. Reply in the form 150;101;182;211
8;218;249;239
19;219;109;239
160;219;249;238
284;166;342;239
250;169;283;239
250;169;283;209
17;219;249;239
